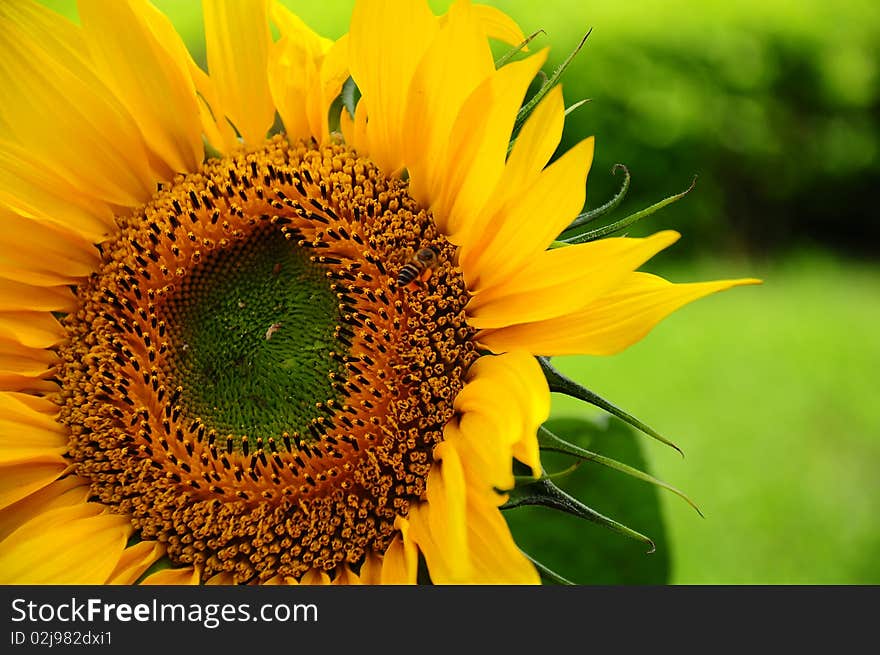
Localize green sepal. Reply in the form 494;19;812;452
502;476;655;553
511;97;591;155
558;176;697;245
510;29;592;141
202;135;223;162
494;29;545;68
538;426;702;516
561;164;631;235
521;549;575;585
133;556;174;585
340;76;360;120
538;357;683;456
327;93;346;135
564;98;591;117
513;459;581;484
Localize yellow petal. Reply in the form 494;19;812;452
0;346;56;380
271;1;333;52
349;0;438;173
271;0;350;146
0;390;66;451
500;84;567;196
456;85;565;252
0;415;69;506
299;569;331;585
454;351;548;479
0;458;69;512
140;566;200;585
436;50;548;236
443;417;514;497
0;0;157;206
267;25;322;142
205;571;237;585
106;541;166;585
465;492;540;584
470;3;527;46
317;35;350;140
79;0;203;175
462;136;595;289
359;552;383;584
0;262;79;288
0;475;88;541
203;0;274;146
380;518;417;584
481;272;763;356
339;100;356;147
136;3;238;153
0;144;114;243
0;278;75;312
467;231;680;329
0;311;66;349
0;373;57;394
0;502;131;584
331;565;362;585
404;0;494;208
3;390;57;414
407;442;469;583
263;574;299;585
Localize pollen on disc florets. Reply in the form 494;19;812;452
56;135;478;583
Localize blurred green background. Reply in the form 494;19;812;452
43;0;879;584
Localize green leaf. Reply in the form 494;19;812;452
538;357;683;456
503;476;656;553
538;425;703;516
494;29;545;68
559;176;697;245
511;29;592;140
561;164;631;235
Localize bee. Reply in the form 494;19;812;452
265;322;282;340
396;247;438;288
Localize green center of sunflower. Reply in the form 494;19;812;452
56;137;478;584
163;227;344;447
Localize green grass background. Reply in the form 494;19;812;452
38;0;879;584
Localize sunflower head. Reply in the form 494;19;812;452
0;0;758;585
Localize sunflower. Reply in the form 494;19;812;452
0;0;757;585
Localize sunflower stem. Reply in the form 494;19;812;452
560;175;697;245
521;550;576;585
502;477;656;553
561;164;631;234
495;29;545;68
511;28;592;140
538;357;684;456
538;426;702;516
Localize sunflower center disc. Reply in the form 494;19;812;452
164;227;344;445
56;137;478;583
